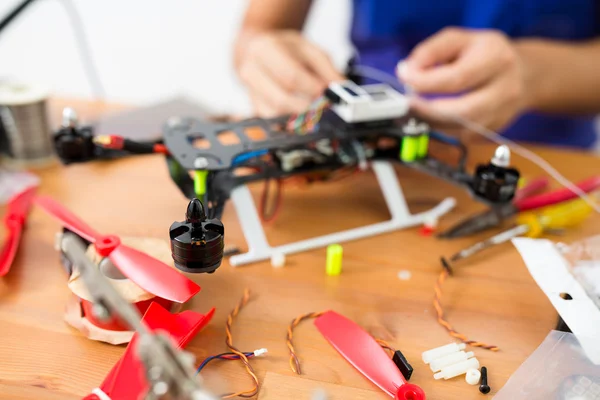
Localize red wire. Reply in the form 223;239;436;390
260;178;283;224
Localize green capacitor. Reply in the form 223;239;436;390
400;136;419;162
417;134;430;158
193;170;208;197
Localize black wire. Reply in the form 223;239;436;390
196;352;255;374
0;0;37;34
122;139;155;154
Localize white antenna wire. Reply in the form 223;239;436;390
350;64;600;213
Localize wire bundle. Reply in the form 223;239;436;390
286;97;330;134
222;289;260;398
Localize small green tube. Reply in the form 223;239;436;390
326;244;343;276
417;134;430;158
193;170;208;197
400;136;419;162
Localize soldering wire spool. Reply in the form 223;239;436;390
0;82;54;166
63;236;181;345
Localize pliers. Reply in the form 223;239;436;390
439;176;600;239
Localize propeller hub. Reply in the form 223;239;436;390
395;383;426;400
185;198;207;225
95;235;121;257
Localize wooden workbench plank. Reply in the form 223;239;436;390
0;99;597;399
258;372;387;400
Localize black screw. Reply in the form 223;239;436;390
479;366;490;394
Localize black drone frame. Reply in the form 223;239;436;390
52;107;520;267
163;111;518;219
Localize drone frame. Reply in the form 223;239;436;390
162;111;517;266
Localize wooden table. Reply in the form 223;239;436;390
1;99;599;400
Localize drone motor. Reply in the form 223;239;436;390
53;108;96;164
472;145;520;203
169;198;225;274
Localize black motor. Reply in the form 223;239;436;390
169;198;224;273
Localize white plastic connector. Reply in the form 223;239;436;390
270;252;285;268
465;369;481;385
429;351;475;372
433;357;480;380
422;342;466;364
253;348;268;357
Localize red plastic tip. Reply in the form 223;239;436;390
95;235;121;257
419;226;435;237
395;383;427;400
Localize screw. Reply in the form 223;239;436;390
92;303;110;321
62;107;78;128
152;381;169;396
479;366;491;394
194;157;209;169
491;145;510;167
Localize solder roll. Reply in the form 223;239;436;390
0;82;54;163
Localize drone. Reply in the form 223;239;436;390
53;80;520;268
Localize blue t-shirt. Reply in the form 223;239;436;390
350;0;599;149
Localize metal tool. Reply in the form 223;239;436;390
60;232;217;400
439;176;600;239
444;197;594;266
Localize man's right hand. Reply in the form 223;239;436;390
235;30;343;117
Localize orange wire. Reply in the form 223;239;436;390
286;311;325;374
375;338;396;356
433;269;500;351
286;311;397;375
222;289;260;398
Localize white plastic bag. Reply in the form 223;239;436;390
495;330;600;400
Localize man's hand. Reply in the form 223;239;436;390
235;30;343;117
398;27;531;135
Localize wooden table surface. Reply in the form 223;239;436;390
1;99;599;400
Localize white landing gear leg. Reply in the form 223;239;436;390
229;161;456;266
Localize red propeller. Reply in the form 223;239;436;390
315;311;426;400
35;196;200;303
83;302;215;400
0;185;37;276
